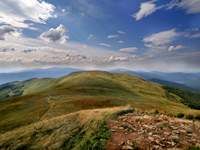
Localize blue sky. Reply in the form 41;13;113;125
0;0;200;72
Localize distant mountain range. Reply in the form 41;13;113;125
112;69;200;91
0;67;80;85
0;67;200;91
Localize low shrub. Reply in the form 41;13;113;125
195;115;200;120
116;108;134;116
154;110;159;114
177;113;185;118
186;114;194;120
187;146;200;150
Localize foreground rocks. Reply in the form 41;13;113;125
106;112;200;150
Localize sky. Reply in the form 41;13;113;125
0;0;200;72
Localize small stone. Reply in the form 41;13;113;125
119;127;124;130
186;128;193;133
179;130;186;133
171;135;179;142
148;137;154;142
171;126;178;130
122;145;133;150
127;140;133;146
148;132;153;136
171;141;176;146
111;129;116;132
164;132;171;136
119;141;125;146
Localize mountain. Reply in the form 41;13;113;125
0;71;199;132
0;67;80;85
112;69;200;91
2;68;200;91
0;71;200;149
149;78;191;90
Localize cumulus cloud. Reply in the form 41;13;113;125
0;34;136;69
119;47;138;53
143;29;179;48
0;25;19;40
0;0;55;28
40;24;69;43
144;29;200;48
106;56;129;62
0;34;199;72
143;28;199;52
134;1;157;21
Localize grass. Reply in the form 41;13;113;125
62;120;111;150
164;85;200;109
0;106;128;150
0;71;200;134
187;147;200;150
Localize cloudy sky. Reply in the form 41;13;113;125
0;0;200;72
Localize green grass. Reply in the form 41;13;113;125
164;85;200;109
187;147;200;150
0;71;200;134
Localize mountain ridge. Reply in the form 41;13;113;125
0;71;200;134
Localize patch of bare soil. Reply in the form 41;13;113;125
106;112;200;150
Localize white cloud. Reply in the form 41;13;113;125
144;29;200;50
119;47;138;53
168;0;200;14
143;28;200;54
168;45;184;51
0;34;199;72
183;31;200;38
0;0;55;28
107;34;119;39
61;9;66;13
117;30;126;34
0;25;21;40
134;1;157;21
143;29;182;53
133;0;200;21
99;43;111;47
143;29;179;46
40;24;68;44
117;40;124;44
106;56;129;62
0;34;136;69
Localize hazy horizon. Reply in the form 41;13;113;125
1;66;200;74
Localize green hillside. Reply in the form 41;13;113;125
0;71;200;134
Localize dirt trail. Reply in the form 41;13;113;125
39;96;56;120
106;112;200;150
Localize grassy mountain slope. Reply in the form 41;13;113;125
164;86;200;109
0;78;56;101
0;107;128;150
0;71;200;134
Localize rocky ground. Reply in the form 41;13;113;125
106;112;200;150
